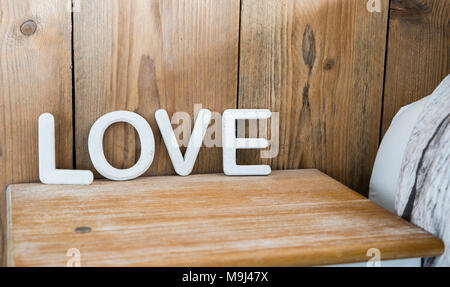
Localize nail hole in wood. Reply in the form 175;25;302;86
20;20;37;36
323;59;335;70
75;226;92;233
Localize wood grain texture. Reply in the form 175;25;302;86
74;0;239;177
382;0;449;135
6;170;444;267
0;0;73;266
237;0;390;196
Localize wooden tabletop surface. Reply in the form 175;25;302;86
6;169;444;266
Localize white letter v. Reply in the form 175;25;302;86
155;109;211;176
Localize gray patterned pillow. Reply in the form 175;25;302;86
396;75;450;267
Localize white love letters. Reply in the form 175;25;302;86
39;109;274;185
222;109;271;176
39;113;94;185
88;111;155;181
156;109;212;176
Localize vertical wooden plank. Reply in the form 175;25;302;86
74;0;240;176
0;0;73;265
382;0;449;135
238;0;389;195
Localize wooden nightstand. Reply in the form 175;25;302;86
5;169;444;267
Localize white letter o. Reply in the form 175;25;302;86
88;111;155;181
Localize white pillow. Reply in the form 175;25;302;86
369;96;430;213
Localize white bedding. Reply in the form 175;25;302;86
369;97;429;213
370;75;450;267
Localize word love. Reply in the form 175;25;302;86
39;109;274;185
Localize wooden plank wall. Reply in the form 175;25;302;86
0;0;448;265
73;0;240;176
237;0;389;194
0;0;73;266
382;0;450;135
